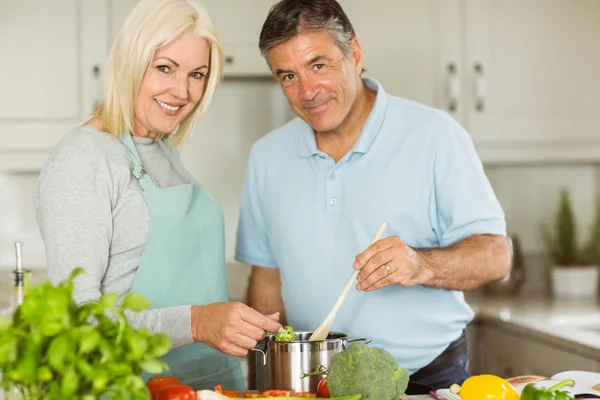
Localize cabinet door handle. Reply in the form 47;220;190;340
92;64;101;112
447;63;460;113
474;63;486;112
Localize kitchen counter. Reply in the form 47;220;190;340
465;293;600;358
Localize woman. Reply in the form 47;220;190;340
35;0;282;391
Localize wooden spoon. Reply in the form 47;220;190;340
309;222;387;342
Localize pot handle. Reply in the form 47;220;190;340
344;337;372;349
250;342;267;366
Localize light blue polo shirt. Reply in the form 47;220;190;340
235;78;505;374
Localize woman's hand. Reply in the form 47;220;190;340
191;302;282;357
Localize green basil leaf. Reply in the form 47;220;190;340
138;358;166;374
47;334;72;373
101;293;119;308
92;369;109;392
39;321;63;337
37;365;54;382
151;333;171;357
125;332;148;361
120;293;151;312
76;358;95;379
15;341;39;383
0;316;10;331
60;366;79;396
125;375;146;391
106;362;132;377
0;333;18;364
79;329;100;354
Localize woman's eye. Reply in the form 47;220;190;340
190;71;205;80
157;65;171;74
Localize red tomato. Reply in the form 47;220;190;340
156;384;196;400
147;376;181;400
317;379;330;398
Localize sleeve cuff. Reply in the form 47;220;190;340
440;220;507;247
234;253;279;269
160;305;194;348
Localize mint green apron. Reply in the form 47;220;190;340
120;133;246;391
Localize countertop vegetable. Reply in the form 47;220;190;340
451;374;519;400
0;268;170;400
326;342;409;400
520;379;575;400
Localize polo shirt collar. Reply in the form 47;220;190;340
297;78;388;158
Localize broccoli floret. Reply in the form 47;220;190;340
327;342;409;400
275;325;296;342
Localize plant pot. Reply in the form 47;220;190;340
551;265;599;299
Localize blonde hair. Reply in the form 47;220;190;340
95;0;223;146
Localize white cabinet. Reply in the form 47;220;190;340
201;0;276;77
111;1;275;77
345;0;600;164
0;0;109;171
343;0;464;124
477;322;600;378
464;0;600;163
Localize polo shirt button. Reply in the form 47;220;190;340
330;173;336;180
330;198;338;205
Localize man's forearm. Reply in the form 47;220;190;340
246;266;287;325
416;234;510;291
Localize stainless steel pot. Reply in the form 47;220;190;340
251;331;371;393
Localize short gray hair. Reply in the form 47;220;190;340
259;0;356;58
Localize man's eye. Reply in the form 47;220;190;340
157;65;171;73
283;74;295;81
314;64;325;70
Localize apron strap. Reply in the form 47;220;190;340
120;132;159;191
158;139;196;183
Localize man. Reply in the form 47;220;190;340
235;0;510;392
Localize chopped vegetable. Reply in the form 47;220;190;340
275;325;297;342
326;342;409;400
197;390;359;399
155;383;196;399
520;379;575;400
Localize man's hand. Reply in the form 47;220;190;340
353;236;432;291
191;302;282;357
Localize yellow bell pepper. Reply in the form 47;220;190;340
452;374;520;400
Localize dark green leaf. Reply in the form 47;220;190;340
120;293;151;312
